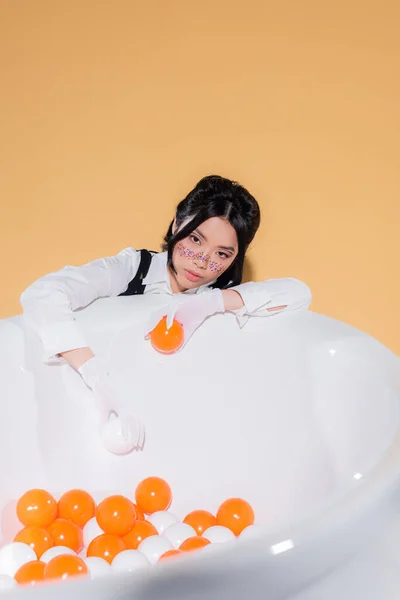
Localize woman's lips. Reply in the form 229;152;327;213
184;269;203;282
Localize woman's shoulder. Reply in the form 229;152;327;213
104;247;146;269
114;246;139;258
114;247;161;259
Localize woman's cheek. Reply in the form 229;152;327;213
209;261;224;275
177;242;194;259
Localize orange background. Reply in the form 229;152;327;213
1;0;399;354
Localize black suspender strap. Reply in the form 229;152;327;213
119;249;155;296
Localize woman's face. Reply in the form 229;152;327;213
170;217;238;292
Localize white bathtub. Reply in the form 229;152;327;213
0;295;400;599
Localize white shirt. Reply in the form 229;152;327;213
20;247;312;362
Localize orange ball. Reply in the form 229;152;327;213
14;526;54;559
96;495;136;536
122;520;158;550
87;534;126;564
183;510;217;536
216;498;255;536
133;504;145;521
48;518;83;553
149;317;184;354
58;489;95;528
44;554;88;581
179;536;210;552
158;549;184;561
135;477;172;514
14;560;46;585
17;489;57;528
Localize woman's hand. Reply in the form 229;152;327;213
78;357;145;449
144;289;225;349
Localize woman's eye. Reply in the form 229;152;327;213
190;235;201;244
216;251;229;259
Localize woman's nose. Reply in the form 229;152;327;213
193;253;209;269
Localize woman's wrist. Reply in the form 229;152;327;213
59;347;95;370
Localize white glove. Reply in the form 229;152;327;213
78;357;145;450
144;289;225;349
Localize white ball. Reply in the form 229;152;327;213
147;511;179;535
111;550;150;573
138;536;173;565
101;416;136;455
239;524;263;540
0;574;16;590
41;546;76;563
83;517;104;547
163;523;197;549
0;542;37;577
84;557;112;578
203;526;236;544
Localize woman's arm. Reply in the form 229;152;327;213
225;278;312;317
20;248;141;365
20;248;146;449
144;278;312;352
222;289;287;313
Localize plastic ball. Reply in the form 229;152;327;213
96;495;136;536
203;525;236;543
101;416;137;456
149;317;184;355
138;535;173;565
183;510;217;536
14;526;54;559
163;522;197;549
83;517;104;547
135;477;172;514
84;557;111;578
44;554;88;580
216;498;255;536
122;520;158;550
87;534;126;564
147;511;178;534
58;489;96;527
133;504;145;521
0;542;37;577
16;489;57;528
179;536;210;552
41;546;75;563
111;549;150;573
48;518;83;553
14;560;45;585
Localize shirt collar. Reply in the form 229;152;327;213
142;251;216;294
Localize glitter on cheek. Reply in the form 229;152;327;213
177;243;210;263
177;243;194;258
209;261;224;275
